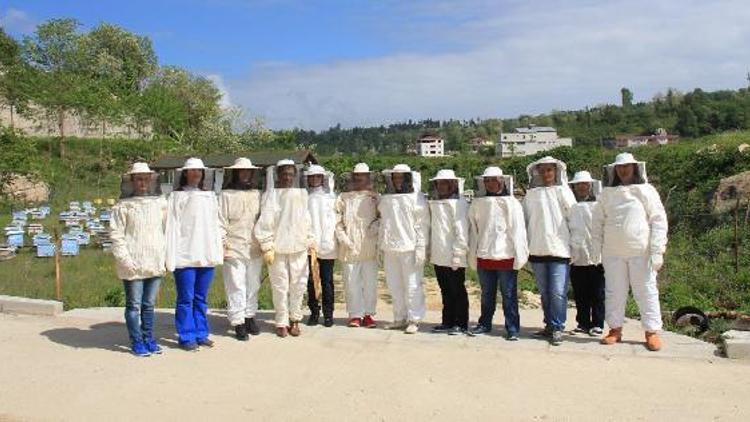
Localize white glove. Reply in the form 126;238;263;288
451;256;462;271
415;248;426;267
649;254;664;272
263;250;275;266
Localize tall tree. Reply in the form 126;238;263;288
0;28;33;128
621;87;634;108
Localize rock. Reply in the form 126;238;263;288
519;290;542;310
721;330;750;359
712;170;750;214
0;173;49;203
739;143;750;153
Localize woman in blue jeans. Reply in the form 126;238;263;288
165;158;223;351
110;162;168;356
523;157;577;346
467;167;528;340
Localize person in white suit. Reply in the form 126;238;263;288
378;164;430;334
219;157;263;341
592;153;668;351
568;170;605;337
304;164;338;327
335;163;380;328
254;159;315;338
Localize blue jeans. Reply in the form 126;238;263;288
477;269;520;336
531;261;570;331
123;277;161;345
174;267;215;345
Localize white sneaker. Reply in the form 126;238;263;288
404;322;419;334
386;320;408;330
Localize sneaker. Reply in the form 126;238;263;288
386;320;408;330
348;317;362;328
404;322;419;334
588;327;603;337
289;322;301;337
245;317;260;336
533;326;552;338
571;326;587;335
506;333;520;341
180;342;199;351
467;324;491;337
131;341;151;357
362;315;377;328
323;317;334;327
431;324;453;333
234;324;249;341
550;330;563;346
197;338;215;348
276;326;288;338
447;326;465;336
145;338;163;354
645;331;662;352
307;312;320;326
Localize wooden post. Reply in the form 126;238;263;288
734;196;741;274
54;228;61;301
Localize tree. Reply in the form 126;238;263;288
0;28;33;128
22;18;90;158
621;87;633;108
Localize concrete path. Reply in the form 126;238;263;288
1;306;749;421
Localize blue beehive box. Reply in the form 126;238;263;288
6;231;24;248
33;233;51;246
36;242;55;258
61;235;80;256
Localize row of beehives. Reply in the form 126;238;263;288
2;201;115;259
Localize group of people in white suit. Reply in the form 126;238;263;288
110;151;668;356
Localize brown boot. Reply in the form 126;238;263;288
289;321;301;337
276;326;288;338
645;331;662;351
600;327;623;345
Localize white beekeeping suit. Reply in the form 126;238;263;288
218;157;264;339
335;163;380;324
568;171;602;267
428;170;468;269
592;153;668;350
523;156;577;258
468;167;528;270
254;159;314;337
110;163;168;281
378;164;430;333
304;165;337;260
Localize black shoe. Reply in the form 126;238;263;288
307;312;320;326
323;317;334;327
550;330;564;346
447;326;465;336
234;324;249;341
533;326;553;338
506;333;520;341
245;318;260;336
432;324;453;333
467;325;491;337
180;342;199;351
197;338;215;348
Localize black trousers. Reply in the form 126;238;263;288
307;257;335;319
570;264;605;329
434;265;469;329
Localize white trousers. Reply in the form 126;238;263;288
342;260;379;318
383;251;425;323
269;251;308;327
602;255;663;331
222;257;263;326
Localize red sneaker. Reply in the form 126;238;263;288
362;315;377;328
348;317;362;328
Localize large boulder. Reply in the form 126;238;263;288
1;173;50;203
713;170;750;213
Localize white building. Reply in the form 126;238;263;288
416;134;445;157
495;125;572;158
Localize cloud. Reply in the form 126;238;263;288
0;7;37;35
228;0;750;130
206;74;233;109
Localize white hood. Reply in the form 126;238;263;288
526;156;569;188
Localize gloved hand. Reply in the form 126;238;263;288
415;248;426;267
124;259;138;274
649;254;664;272
263;250;275;266
451;256;462;271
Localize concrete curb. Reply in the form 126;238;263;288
722;330;750;360
0;295;63;316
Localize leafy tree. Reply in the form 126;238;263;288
621;87;633;108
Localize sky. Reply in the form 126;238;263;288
2;0;750;130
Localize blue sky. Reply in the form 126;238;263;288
3;0;750;130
